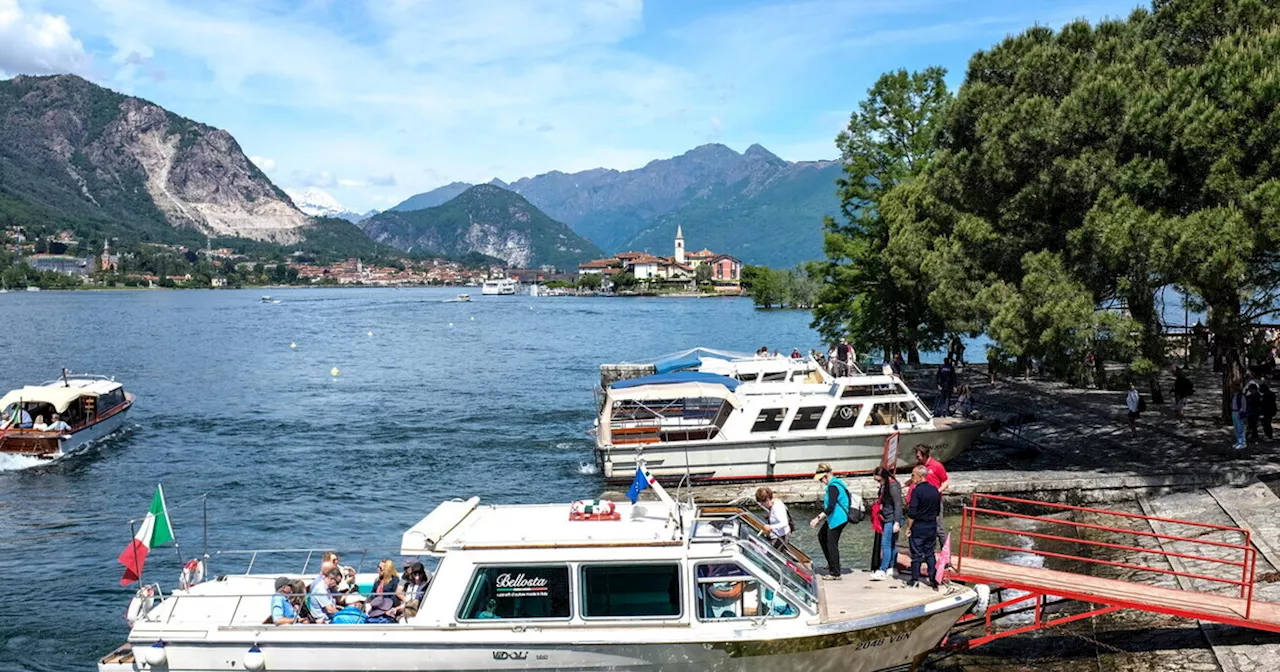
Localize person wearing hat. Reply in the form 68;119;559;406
809;463;852;580
270;577;299;625
330;592;369;624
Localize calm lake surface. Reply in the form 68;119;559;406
0;288;848;671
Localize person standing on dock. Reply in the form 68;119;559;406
905;465;941;589
810;463;853;581
870;467;904;582
935;358;957;416
1231;382;1248;450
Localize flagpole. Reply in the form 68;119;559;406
128;518;142;585
159;483;183;565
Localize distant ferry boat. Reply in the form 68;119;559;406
0;372;135;460
480;278;517;295
594;349;987;483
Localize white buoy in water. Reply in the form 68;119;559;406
289;342;297;349
243;644;265;671
448;322;454;328
470;316;475;321
330;367;340;376
367;331;373;337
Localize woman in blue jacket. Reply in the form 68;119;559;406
810;462;852;580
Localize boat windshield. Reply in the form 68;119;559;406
725;517;818;609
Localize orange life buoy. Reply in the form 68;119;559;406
709;582;744;600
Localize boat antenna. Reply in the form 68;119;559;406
61;368;70;387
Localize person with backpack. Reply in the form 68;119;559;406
810;463;859;581
1126;382;1142;435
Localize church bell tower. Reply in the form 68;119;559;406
674;224;685;264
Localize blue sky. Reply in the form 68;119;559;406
1;0;1145;213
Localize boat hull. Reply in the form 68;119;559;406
598;418;987;484
104;596;972;672
0;398;133;460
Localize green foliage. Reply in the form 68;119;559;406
749;265;818;309
576;273;604;290
695;264;712;284
812;67;951;361
867;0;1280;414
612;271;638;290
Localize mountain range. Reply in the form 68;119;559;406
392;144;841;267
0;74;314;244
285;187;375;224
362;184;602;268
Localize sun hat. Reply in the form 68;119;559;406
813;463;833;480
344;593;366;605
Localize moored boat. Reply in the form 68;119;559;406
0;372;135;460
594;368;987;484
480;278;517;295
97;474;977;672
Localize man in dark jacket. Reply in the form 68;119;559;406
905;465;941;589
1261;383;1276;442
935;358;956;416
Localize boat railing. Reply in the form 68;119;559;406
210;547;420;576
39;372;116;386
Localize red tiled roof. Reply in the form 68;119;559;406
578;258;621;269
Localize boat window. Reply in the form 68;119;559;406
694;562;797;620
761;371;786;382
787;406;825;432
456;565;571;621
737;373;759;382
580;564;681;618
750;408;787;433
825;404;862;429
866;402;923;426
97;388;126;410
736;537;818;610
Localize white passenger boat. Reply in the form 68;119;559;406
601;348;834;389
443;293;472;303
594;370;986;484
0;372;135;460
481;278;517;295
98;475;977;672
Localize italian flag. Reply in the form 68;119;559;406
117;485;175;585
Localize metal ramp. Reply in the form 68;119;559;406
948;494;1280;648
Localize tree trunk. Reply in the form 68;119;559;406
907;342;921;365
1128;289;1166;368
1209;295;1245;422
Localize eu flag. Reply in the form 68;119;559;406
626;468;651;504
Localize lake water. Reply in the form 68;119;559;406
0;288;857;671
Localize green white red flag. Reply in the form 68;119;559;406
117;485;175;585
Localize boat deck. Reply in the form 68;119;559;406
817;568;973;624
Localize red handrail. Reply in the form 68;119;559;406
958;493;1258;607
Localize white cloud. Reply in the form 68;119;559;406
290;169;337;188
249;155;276;171
367;172;396;187
0;0;91;76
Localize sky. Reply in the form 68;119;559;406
0;0;1146;213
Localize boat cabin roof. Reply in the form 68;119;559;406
402;498;680;555
0;379;123;413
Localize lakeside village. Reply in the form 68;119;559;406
0;224;749;295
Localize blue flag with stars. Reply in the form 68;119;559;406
626;468;651;504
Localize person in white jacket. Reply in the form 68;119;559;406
1126;383;1141;435
755;487;791;549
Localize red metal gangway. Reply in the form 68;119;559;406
949;493;1280;648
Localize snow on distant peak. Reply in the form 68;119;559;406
285;187;347;217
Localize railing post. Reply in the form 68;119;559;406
246;551;258;575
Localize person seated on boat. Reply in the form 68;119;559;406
45;413;71;432
11;407;33;428
308;568;342;623
790;348;802;359
289;579;310;620
330;593;368;625
337;565;359;595
320;551;340;575
400;562;431;619
270;576;300;625
31;414;48;431
476;598;501;619
366;559;404;624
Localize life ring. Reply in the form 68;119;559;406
709;582;744;600
179;558;206;590
125;585;157;625
972;583;991;617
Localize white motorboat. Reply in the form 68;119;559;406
0;372;135;460
98;475;978;672
260;295;281;304
480;278;517;295
594;368;986;484
601;348;835;389
443;293;472;303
